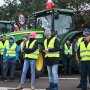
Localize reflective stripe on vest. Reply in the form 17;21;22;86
20;42;24;52
20;41;29;52
64;44;72;55
0;41;4;55
25;40;39;59
6;43;17;57
80;41;90;61
0;40;9;55
44;37;59;57
77;37;83;47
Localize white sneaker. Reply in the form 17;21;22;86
16;84;23;90
31;85;35;90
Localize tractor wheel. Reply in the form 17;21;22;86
36;52;45;78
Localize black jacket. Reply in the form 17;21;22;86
24;38;38;60
44;37;60;66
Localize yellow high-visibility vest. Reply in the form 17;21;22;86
80;41;90;61
44;37;59;58
0;40;9;55
77;37;83;47
25;40;39;59
20;41;29;52
64;43;72;55
0;41;4;55
6;43;17;57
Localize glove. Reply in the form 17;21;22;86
24;48;31;54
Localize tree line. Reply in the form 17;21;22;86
0;0;90;23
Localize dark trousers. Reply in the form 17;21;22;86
19;52;24;70
3;60;16;78
80;61;90;90
0;55;3;74
20;58;24;70
63;57;72;74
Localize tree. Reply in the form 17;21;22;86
0;0;90;21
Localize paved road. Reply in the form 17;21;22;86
0;74;90;90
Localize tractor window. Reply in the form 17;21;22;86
36;14;73;36
55;14;73;36
0;23;13;34
6;24;13;33
37;15;51;29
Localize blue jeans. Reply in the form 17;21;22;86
63;58;72;74
47;65;58;84
20;59;36;85
3;60;16;78
80;61;90;90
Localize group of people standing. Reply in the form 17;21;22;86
0;29;60;90
63;27;90;90
0;26;90;90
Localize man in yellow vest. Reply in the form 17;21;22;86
0;34;8;75
63;39;73;75
43;29;60;90
16;32;38;90
19;35;28;69
77;29;90;90
0;37;4;74
2;36;19;81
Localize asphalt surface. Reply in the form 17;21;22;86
0;74;90;90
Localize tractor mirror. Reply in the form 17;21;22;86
54;12;59;20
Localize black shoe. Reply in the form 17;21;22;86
63;73;67;75
77;84;82;88
8;77;15;82
0;77;7;81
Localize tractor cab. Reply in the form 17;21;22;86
33;8;76;37
0;21;14;34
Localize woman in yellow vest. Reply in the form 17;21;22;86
77;29;90;90
43;29;60;90
2;36;19;81
63;39;73;75
16;32;38;90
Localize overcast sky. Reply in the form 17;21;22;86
0;0;4;6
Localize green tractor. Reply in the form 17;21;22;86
0;8;84;77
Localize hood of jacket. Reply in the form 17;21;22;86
9;36;15;44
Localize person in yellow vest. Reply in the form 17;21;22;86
77;37;83;48
19;35;28;69
2;36;19;81
16;32;38;90
76;37;83;88
0;38;4;74
63;39;73;75
77;29;90;90
43;29;60;90
0;35;8;75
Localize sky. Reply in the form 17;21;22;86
0;0;4;6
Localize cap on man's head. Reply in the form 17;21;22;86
30;32;37;38
23;35;28;39
44;28;51;36
83;28;90;36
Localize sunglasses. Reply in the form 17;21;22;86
29;35;32;36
